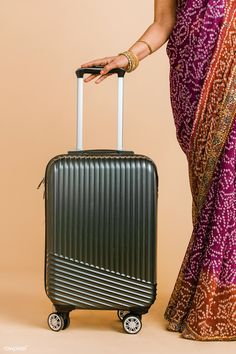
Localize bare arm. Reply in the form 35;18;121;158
81;0;176;83
128;0;177;60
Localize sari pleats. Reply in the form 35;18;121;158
164;0;236;340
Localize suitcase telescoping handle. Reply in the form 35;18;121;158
75;66;126;151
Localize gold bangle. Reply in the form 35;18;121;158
128;50;139;72
119;51;132;72
119;51;137;72
118;50;139;73
136;40;153;55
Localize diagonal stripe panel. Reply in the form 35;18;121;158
46;254;156;309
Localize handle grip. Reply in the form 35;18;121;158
76;66;126;78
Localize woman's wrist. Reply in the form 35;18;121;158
116;40;152;75
117;40;152;74
118;50;139;72
128;41;152;61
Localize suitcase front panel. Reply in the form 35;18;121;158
45;154;158;306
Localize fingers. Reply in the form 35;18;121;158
94;72;115;84
81;54;129;84
84;74;98;83
83;72;115;84
100;62;117;75
100;56;129;75
81;57;115;68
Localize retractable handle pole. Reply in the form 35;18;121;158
75;66;126;151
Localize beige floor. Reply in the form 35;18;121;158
1;272;235;354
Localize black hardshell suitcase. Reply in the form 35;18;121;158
44;67;158;334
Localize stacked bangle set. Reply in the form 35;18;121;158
119;40;153;73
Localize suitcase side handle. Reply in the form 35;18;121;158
76;66;125;151
76;66;126;78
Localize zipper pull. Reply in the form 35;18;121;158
37;177;45;199
37;178;45;190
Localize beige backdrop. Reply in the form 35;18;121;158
0;1;216;353
0;0;192;279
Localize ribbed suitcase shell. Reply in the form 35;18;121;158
45;151;158;313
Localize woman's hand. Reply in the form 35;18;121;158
80;55;129;84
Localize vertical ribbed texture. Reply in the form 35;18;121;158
46;155;158;283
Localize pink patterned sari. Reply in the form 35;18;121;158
164;0;236;340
